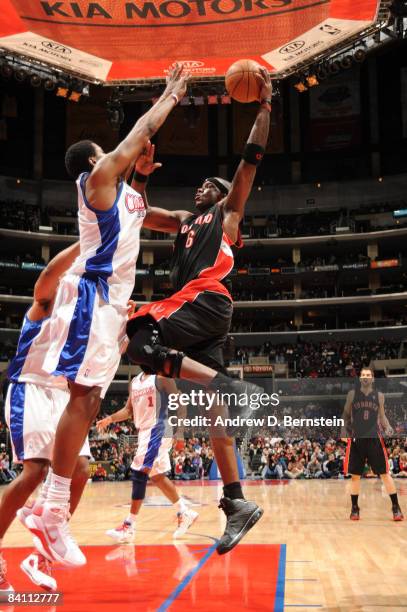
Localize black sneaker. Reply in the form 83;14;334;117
216;497;264;555
350;506;360;521
393;505;404;522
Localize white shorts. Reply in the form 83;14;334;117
5;382;91;463
42;274;125;389
131;430;172;477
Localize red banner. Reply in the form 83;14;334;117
308;68;361;151
0;0;380;82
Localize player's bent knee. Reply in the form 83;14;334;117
130;470;149;500
126;320;185;378
22;459;49;485
73;457;90;483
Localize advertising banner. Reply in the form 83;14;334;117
0;1;380;82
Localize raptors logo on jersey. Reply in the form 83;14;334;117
169;203;242;294
351;388;380;438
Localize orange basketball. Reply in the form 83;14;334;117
225;59;262;103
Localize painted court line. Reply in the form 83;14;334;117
157;542;218;611
274;544;287;612
286;579;318;582
285;605;322;608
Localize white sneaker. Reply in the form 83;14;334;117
106;521;135;544
0;553;14;592
173;509;199;538
25;504;86;567
16;499;35;527
20;552;57;592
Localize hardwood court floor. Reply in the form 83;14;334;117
1;479;406;611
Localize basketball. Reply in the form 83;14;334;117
225;59;262;103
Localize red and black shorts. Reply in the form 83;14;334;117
127;279;233;372
344;437;389;476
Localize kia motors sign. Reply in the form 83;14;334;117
0;0;380;82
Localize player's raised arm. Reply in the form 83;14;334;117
130;141;192;233
32;241;80;315
85;64;190;212
221;67;271;243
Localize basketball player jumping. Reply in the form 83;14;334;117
125;67;272;554
0;243;91;593
97;372;198;543
24;64;191;567
342;367;404;521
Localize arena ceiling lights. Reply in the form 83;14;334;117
0;1;388;84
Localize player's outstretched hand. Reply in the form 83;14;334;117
164;62;191;101
96;416;111;432
256;66;272;101
135;141;162;177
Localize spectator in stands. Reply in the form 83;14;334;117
92;464;107;482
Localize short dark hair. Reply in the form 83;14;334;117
65;140;96;179
360;366;374;376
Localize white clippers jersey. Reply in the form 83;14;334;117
8;313;67;389
131;373;168;432
68;172;145;307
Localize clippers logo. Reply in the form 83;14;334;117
125;193;145;214
279;40;305;54
41;41;71;54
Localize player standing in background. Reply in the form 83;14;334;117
97;372;198;542
25;65;190;568
0;243;90;593
125;68;272;554
342;367;404;521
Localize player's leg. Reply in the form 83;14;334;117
25;384;100;567
127;310;263;553
20;453;90;592
70;456;90;515
107;425;156;544
346;439;365;520
349;475;362;520
126;316;260;412
0;459;48;593
369;438;404;521
52;383;101;479
151;436;198;529
106;468;148;543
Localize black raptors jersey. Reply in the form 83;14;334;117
351;388;380;438
169;203;238;292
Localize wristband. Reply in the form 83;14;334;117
171;93;179;105
260;98;272;113
242;142;265;166
134;171;148;183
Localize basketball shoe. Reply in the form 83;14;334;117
25;504;86;567
392;505;404;521
16;499;36;528
0;553;13;593
20;552;56;592
173;509;199;538
350;507;360;520
216;497;264;555
106;521;135;543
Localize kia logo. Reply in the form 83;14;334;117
173;61;204;68
41;41;71;54
279;40;305;54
